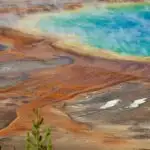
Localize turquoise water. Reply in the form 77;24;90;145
38;4;150;57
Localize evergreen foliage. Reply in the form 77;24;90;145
25;109;52;150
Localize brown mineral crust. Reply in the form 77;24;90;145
0;29;150;149
0;1;144;14
0;4;57;14
0;27;44;47
0;57;136;136
64;3;83;10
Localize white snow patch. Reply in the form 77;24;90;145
128;98;147;108
100;99;121;109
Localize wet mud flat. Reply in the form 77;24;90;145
63;81;150;136
0;33;74;132
0;56;73;130
1;27;150;150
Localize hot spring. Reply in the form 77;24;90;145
37;3;150;57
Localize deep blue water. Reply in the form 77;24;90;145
38;4;150;57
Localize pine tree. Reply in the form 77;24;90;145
25;109;52;150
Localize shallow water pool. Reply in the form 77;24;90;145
0;44;9;51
